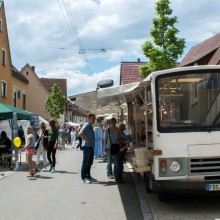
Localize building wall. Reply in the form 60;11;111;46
0;2;28;109
20;65;50;120
0;3;12;105
11;78;28;110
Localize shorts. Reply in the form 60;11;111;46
26;148;35;155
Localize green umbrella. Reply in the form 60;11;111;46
0;103;31;120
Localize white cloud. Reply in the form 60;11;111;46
37;65;120;96
4;0;220;96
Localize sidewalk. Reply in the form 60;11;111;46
0;151;28;180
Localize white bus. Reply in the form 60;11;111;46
143;65;220;201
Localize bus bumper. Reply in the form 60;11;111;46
144;172;220;193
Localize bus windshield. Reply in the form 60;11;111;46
156;70;220;132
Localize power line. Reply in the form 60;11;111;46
57;0;93;75
10;43;114;52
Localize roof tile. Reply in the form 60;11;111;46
180;33;220;67
40;78;67;96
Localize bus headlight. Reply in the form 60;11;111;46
170;161;181;173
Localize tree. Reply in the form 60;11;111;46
45;83;67;118
140;0;185;77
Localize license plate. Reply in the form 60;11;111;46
206;184;220;191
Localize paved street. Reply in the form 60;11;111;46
1;146;220;220
0;146;146;220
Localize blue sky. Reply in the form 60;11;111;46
4;0;220;95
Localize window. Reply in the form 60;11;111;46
17;89;21;99
22;92;26;110
26;71;29;75
0;19;2;32
1;81;6;98
2;49;6;65
13;87;17;107
156;70;220;132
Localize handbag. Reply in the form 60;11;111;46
34;130;45;150
108;128;120;155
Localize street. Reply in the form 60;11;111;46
0;146;146;220
1;146;220;220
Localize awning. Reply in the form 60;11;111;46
0;103;31;120
73;81;144;115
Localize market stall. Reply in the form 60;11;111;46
73;81;152;173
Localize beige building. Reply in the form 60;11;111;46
20;64;50;119
20;64;68;121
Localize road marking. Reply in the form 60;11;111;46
126;162;153;220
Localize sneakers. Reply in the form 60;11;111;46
34;168;40;173
42;168;47;172
82;178;91;184
51;167;56;173
88;176;97;182
27;172;34;178
48;165;53;172
108;175;114;179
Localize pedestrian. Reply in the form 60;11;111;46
76;124;83;150
0;131;11;154
104;117;121;180
58;124;65;150
36;122;48;172
79;114;96;184
21;126;38;177
18;125;25;145
47;119;58;173
71;127;77;148
0;131;12;166
116;122;130;183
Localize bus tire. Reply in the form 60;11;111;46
158;192;169;202
146;184;153;193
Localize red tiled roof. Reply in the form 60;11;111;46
40;78;67;97
180;33;220;67
120;62;146;85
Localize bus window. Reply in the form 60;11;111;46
156;71;220;132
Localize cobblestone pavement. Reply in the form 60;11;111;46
147;192;220;220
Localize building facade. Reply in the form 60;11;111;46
0;1;28;109
20;64;50;119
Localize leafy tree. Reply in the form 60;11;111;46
45;83;67;118
140;0;185;77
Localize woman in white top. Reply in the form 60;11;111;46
71;127;77;148
36;122;48;171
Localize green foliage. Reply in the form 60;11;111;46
45;84;67;118
140;0;185;77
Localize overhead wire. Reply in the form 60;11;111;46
57;0;93;75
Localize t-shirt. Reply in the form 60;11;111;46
27;134;36;149
105;128;120;149
81;123;95;148
48;128;58;142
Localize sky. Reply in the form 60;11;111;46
4;0;220;96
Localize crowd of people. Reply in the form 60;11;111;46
0;114;131;184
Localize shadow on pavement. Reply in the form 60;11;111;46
92;180;118;186
117;171;144;220
55;170;78;175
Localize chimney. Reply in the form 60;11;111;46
137;58;140;62
31;66;35;72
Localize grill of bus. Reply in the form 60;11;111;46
189;158;220;175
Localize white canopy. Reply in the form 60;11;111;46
72;81;145;115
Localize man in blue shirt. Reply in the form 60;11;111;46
79;114;96;184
